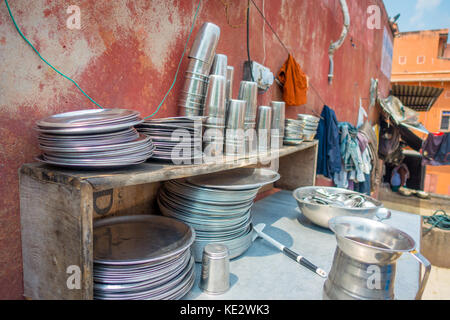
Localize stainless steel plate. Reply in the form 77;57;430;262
94;255;195;300
187;168;280;190
36;154;150;169
39;134;151;153
38;127;138;140
35;119;143;135
37;109;140;128
94;215;195;265
143;116;206;123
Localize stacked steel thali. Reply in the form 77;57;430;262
137;117;203;164
93;215;196;300
35;109;155;168
157;168;280;262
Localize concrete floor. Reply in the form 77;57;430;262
422;266;450;300
186;191;424;300
379;187;450;300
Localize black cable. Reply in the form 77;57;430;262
246;0;254;82
249;0;289;55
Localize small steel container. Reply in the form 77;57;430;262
199;243;230;295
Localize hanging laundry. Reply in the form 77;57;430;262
422;132;448;166
316;105;341;178
359;121;381;193
333;122;366;188
277;54;308;106
356;98;368;129
434;133;450;165
354;131;372;195
378;120;401;163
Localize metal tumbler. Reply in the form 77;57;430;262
225;99;246;156
188;22;220;65
199;243;230;295
237;81;258;127
210;54;228;77
226;66;234;101
226;99;246;130
256;106;272;152
270;101;285;148
204;75;226;119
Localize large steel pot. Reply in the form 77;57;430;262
293;186;390;229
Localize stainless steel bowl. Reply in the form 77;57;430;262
293;186;389;229
302;132;317;141
297;114;320;123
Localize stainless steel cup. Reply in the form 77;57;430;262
211;54;228;77
187;58;211;75
226;66;234;101
257;106;272;152
199;243;230;295
204;75;226;119
226;99;246;130
189;22;221;65
237;81;258;125
270;101;285;141
225;100;246;156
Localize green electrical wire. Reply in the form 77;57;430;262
4;0;203;119
144;0;202;119
4;0;103;109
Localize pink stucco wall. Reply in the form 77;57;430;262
0;0;392;299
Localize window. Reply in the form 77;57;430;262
441;111;450;131
417;56;426;64
399;56;407;65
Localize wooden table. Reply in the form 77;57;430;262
19;142;318;299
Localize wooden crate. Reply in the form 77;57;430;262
19;142;318;299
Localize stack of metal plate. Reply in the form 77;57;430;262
35;109;155;168
157;168;280;261
137;117;203;164
296;114;320;141
93;215;196;300
283;119;305;145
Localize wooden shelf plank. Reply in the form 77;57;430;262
20;141;318;190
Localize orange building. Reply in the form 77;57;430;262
391;29;450;196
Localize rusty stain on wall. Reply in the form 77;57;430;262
0;0;392;299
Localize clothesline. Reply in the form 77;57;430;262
248;0;328;117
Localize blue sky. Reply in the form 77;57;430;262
383;0;450;33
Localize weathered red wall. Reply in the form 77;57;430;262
0;0;392;299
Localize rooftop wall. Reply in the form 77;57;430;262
0;0;392;298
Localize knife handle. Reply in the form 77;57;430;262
283;247;318;273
